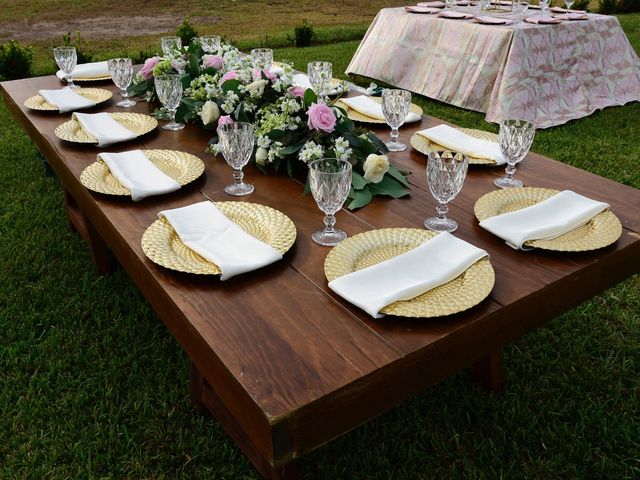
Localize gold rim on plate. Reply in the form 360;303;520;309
335;97;423;124
410;128;499;165
141;202;297;275
474;187;622;251
24;88;113;111
54;112;158;143
80;149;205;196
324;228;495;318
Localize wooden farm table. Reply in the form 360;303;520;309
2;75;639;479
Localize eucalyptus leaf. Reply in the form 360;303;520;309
351;171;368;190
347;187;373;210
387;164;411;187
303;88;317;107
369;176;409;198
221;79;241;93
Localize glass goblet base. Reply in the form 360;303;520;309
385;141;406;152
162;121;185;131
65;83;79;90
224;182;254;196
424;216;458;233
312;228;347;247
116;98;137;108
493;176;524;189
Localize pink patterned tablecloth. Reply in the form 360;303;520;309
346;8;640;128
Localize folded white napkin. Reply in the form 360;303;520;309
328;232;488;318
270;65;284;75
416;124;505;164
479;190;610;250
292;73;313;90
72;112;137;147
97;150;181;201
159;201;283;280
341;95;421;123
38;88;96;113
56;61;110;80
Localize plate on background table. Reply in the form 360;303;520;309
80;149;205;196
474;188;622;251
438;11;475;19
475;16;514;25
324;228;495;318
54;112;157;144
410;127;499;165
142;202;297;275
335;97;423;124
24;88;112;112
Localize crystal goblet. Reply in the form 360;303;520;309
108;58;136;108
217;122;255;196
307;61;332;100
515;1;529;20
445;0;457;8
493;119;535;189
381;89;411;152
154;74;184;131
308;159;352;246
200;35;220;54
53;46;78;90
564;0;574;9
539;0;550;16
424;151;468;233
251;48;273;71
161;36;181;56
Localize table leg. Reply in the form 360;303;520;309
472;349;504;392
63;188;113;275
189;361;300;480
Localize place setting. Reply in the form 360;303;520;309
24;87;112;112
336;89;422;128
54;111;157;146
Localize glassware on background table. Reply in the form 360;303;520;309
161;36;181;56
308;158;352;246
381;89;411;152
424;151;468;233
107;58;136;108
200;35;220;54
479;0;490;10
515;1;529;20
251;48;273;71
539;0;550;16
493;119;536;189
564;0;574;9
53;46;78;90
217;122;255;196
445;0;457;9
154;74;184;131
307;61;333;100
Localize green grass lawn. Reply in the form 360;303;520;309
1;14;639;480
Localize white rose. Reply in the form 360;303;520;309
255;147;269;166
362;154;389;184
246;79;268;96
200;100;220;125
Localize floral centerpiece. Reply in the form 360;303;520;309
129;42;410;209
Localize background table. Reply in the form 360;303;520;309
346;8;640;128
2;75;639;479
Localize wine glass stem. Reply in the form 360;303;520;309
233;168;244;186
169;109;177;125
436;202;449;220
323;214;336;234
120;88;128;100
390;127;399;144
505;162;516;179
67;75;75;89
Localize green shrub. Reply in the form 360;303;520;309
599;0;618;13
61;32;94;64
572;0;590;11
176;17;199;46
290;19;315;48
0;40;33;80
617;0;640;12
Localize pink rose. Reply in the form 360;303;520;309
218;115;234;127
252;68;276;82
202;54;223;70
139;56;160;80
290;86;305;98
307;103;336;133
221;71;237;82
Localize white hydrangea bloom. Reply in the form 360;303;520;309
299;141;325;163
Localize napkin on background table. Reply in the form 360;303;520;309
159;201;282;280
553;12;589;20
479;190;610;250
38;88;96;113
417;1;446;7
328;232;488;318
98;150;181;201
72;112;137;147
475;15;514;25
524;16;561;24
340;95;421;123
56;61;110;80
406;5;441;13
416;124;506;164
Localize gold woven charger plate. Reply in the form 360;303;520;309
24;88;113;111
474;188;622;251
54;112;157;144
80;149;205;196
141;202;297;275
324;228;495;318
410;128;499;165
335;97;423;124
